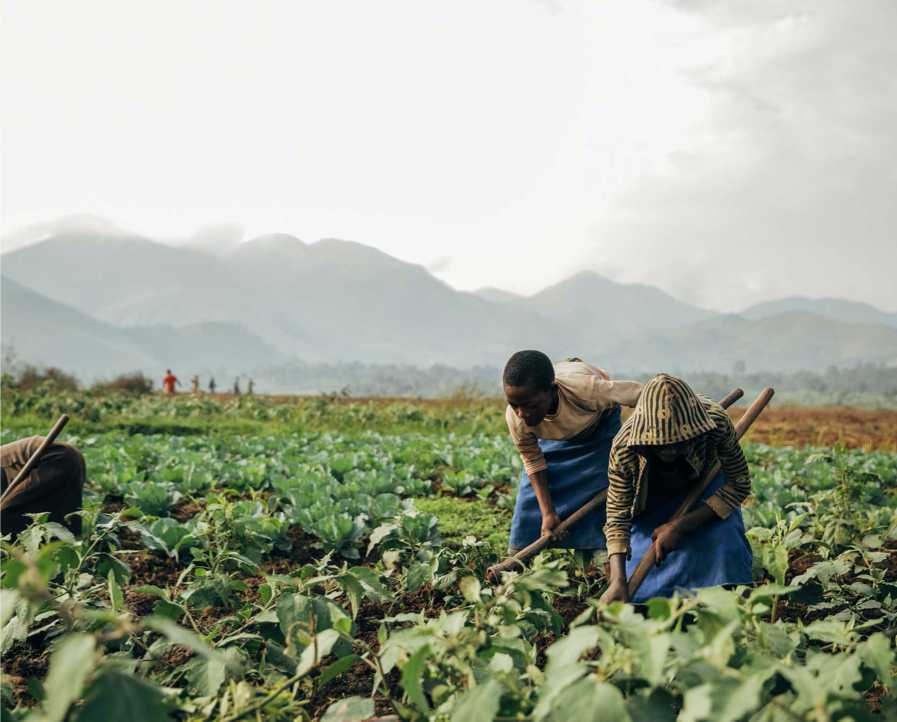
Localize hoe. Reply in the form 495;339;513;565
486;387;774;588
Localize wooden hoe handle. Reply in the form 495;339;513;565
0;414;70;508
486;389;746;582
625;387;774;598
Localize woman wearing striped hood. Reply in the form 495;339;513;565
600;373;753;603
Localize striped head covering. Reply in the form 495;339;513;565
627;373;715;446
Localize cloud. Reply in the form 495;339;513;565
178;223;246;256
583;0;897;312
426;256;453;274
1;214;133;252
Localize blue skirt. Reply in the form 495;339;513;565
626;469;754;602
509;407;620;551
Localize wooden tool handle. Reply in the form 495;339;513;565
486;490;608;579
719;387;744;408
486;389;746;582
0;414;70;508
626;387;774;597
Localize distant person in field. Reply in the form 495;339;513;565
247;379;255;395
162;369;180;395
1;436;86;539
600;374;753;604
191;375;200;394
233;378;241;395
503;351;642;560
208;377;217;394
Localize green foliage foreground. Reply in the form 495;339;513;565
1;410;896;720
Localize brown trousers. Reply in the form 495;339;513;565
0;436;86;537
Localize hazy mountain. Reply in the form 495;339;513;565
741;296;897;329
3;232;896;380
231;236;571;365
523;271;715;330
1;232;573;366
474;287;524;304
0;231;254;327
1;276;152;376
1;276;281;380
610;312;897;373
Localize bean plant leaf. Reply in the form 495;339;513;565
450;678;502;722
318;654;362;689
544;625;599;674
0;590;19;629
320;696;375;722
28;633;96;722
74;670;172;722
297;628;341;676
107;569;124;613
144;616;233;667
858;633;894;683
459;576;481;603
543;677;629;722
401;644;432;713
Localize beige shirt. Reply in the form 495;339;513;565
506;360;642;476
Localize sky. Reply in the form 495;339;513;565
2;0;895;312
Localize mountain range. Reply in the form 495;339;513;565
2;229;896;384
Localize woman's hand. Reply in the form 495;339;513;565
599;578;630;604
599;553;630;604
651;519;685;564
540;510;563;538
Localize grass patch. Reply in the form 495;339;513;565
415;495;512;553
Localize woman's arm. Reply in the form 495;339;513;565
528;468;561;537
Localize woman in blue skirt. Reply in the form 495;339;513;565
600;374;754;603
503;351;642;555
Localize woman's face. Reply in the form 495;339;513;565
505;384;555;427
652;440;693;464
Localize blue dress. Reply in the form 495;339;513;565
625;467;754;602
509;407;620;551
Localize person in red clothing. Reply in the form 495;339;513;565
162;369;180;395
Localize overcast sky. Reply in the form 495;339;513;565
2;0;895;312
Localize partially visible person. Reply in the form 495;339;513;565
1;436;86;538
162;369;180;395
191;374;200;394
233;378;241;396
247;379;255;396
504;351;642;558
208;377;217;394
600;373;753;604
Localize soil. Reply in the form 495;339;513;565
553;594;589;627
127;551;183;588
101;496;125;515
264;526;320;575
725;406;897;451
161;644;194;666
2;637;49;707
170;498;202;522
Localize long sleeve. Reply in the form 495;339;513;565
704;410;752;519
505;407;547;476
597;379;642;409
603;441;638;556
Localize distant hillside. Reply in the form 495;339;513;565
610;312;897;373
741;296;897;329
474;287;524;304
1;276;151;376
3;231;897;379
520;271;715;336
2;233;571;366
1;276;281;380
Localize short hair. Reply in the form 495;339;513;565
503;350;555;391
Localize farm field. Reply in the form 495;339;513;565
1;390;896;721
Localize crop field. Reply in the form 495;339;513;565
1;390;896;721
